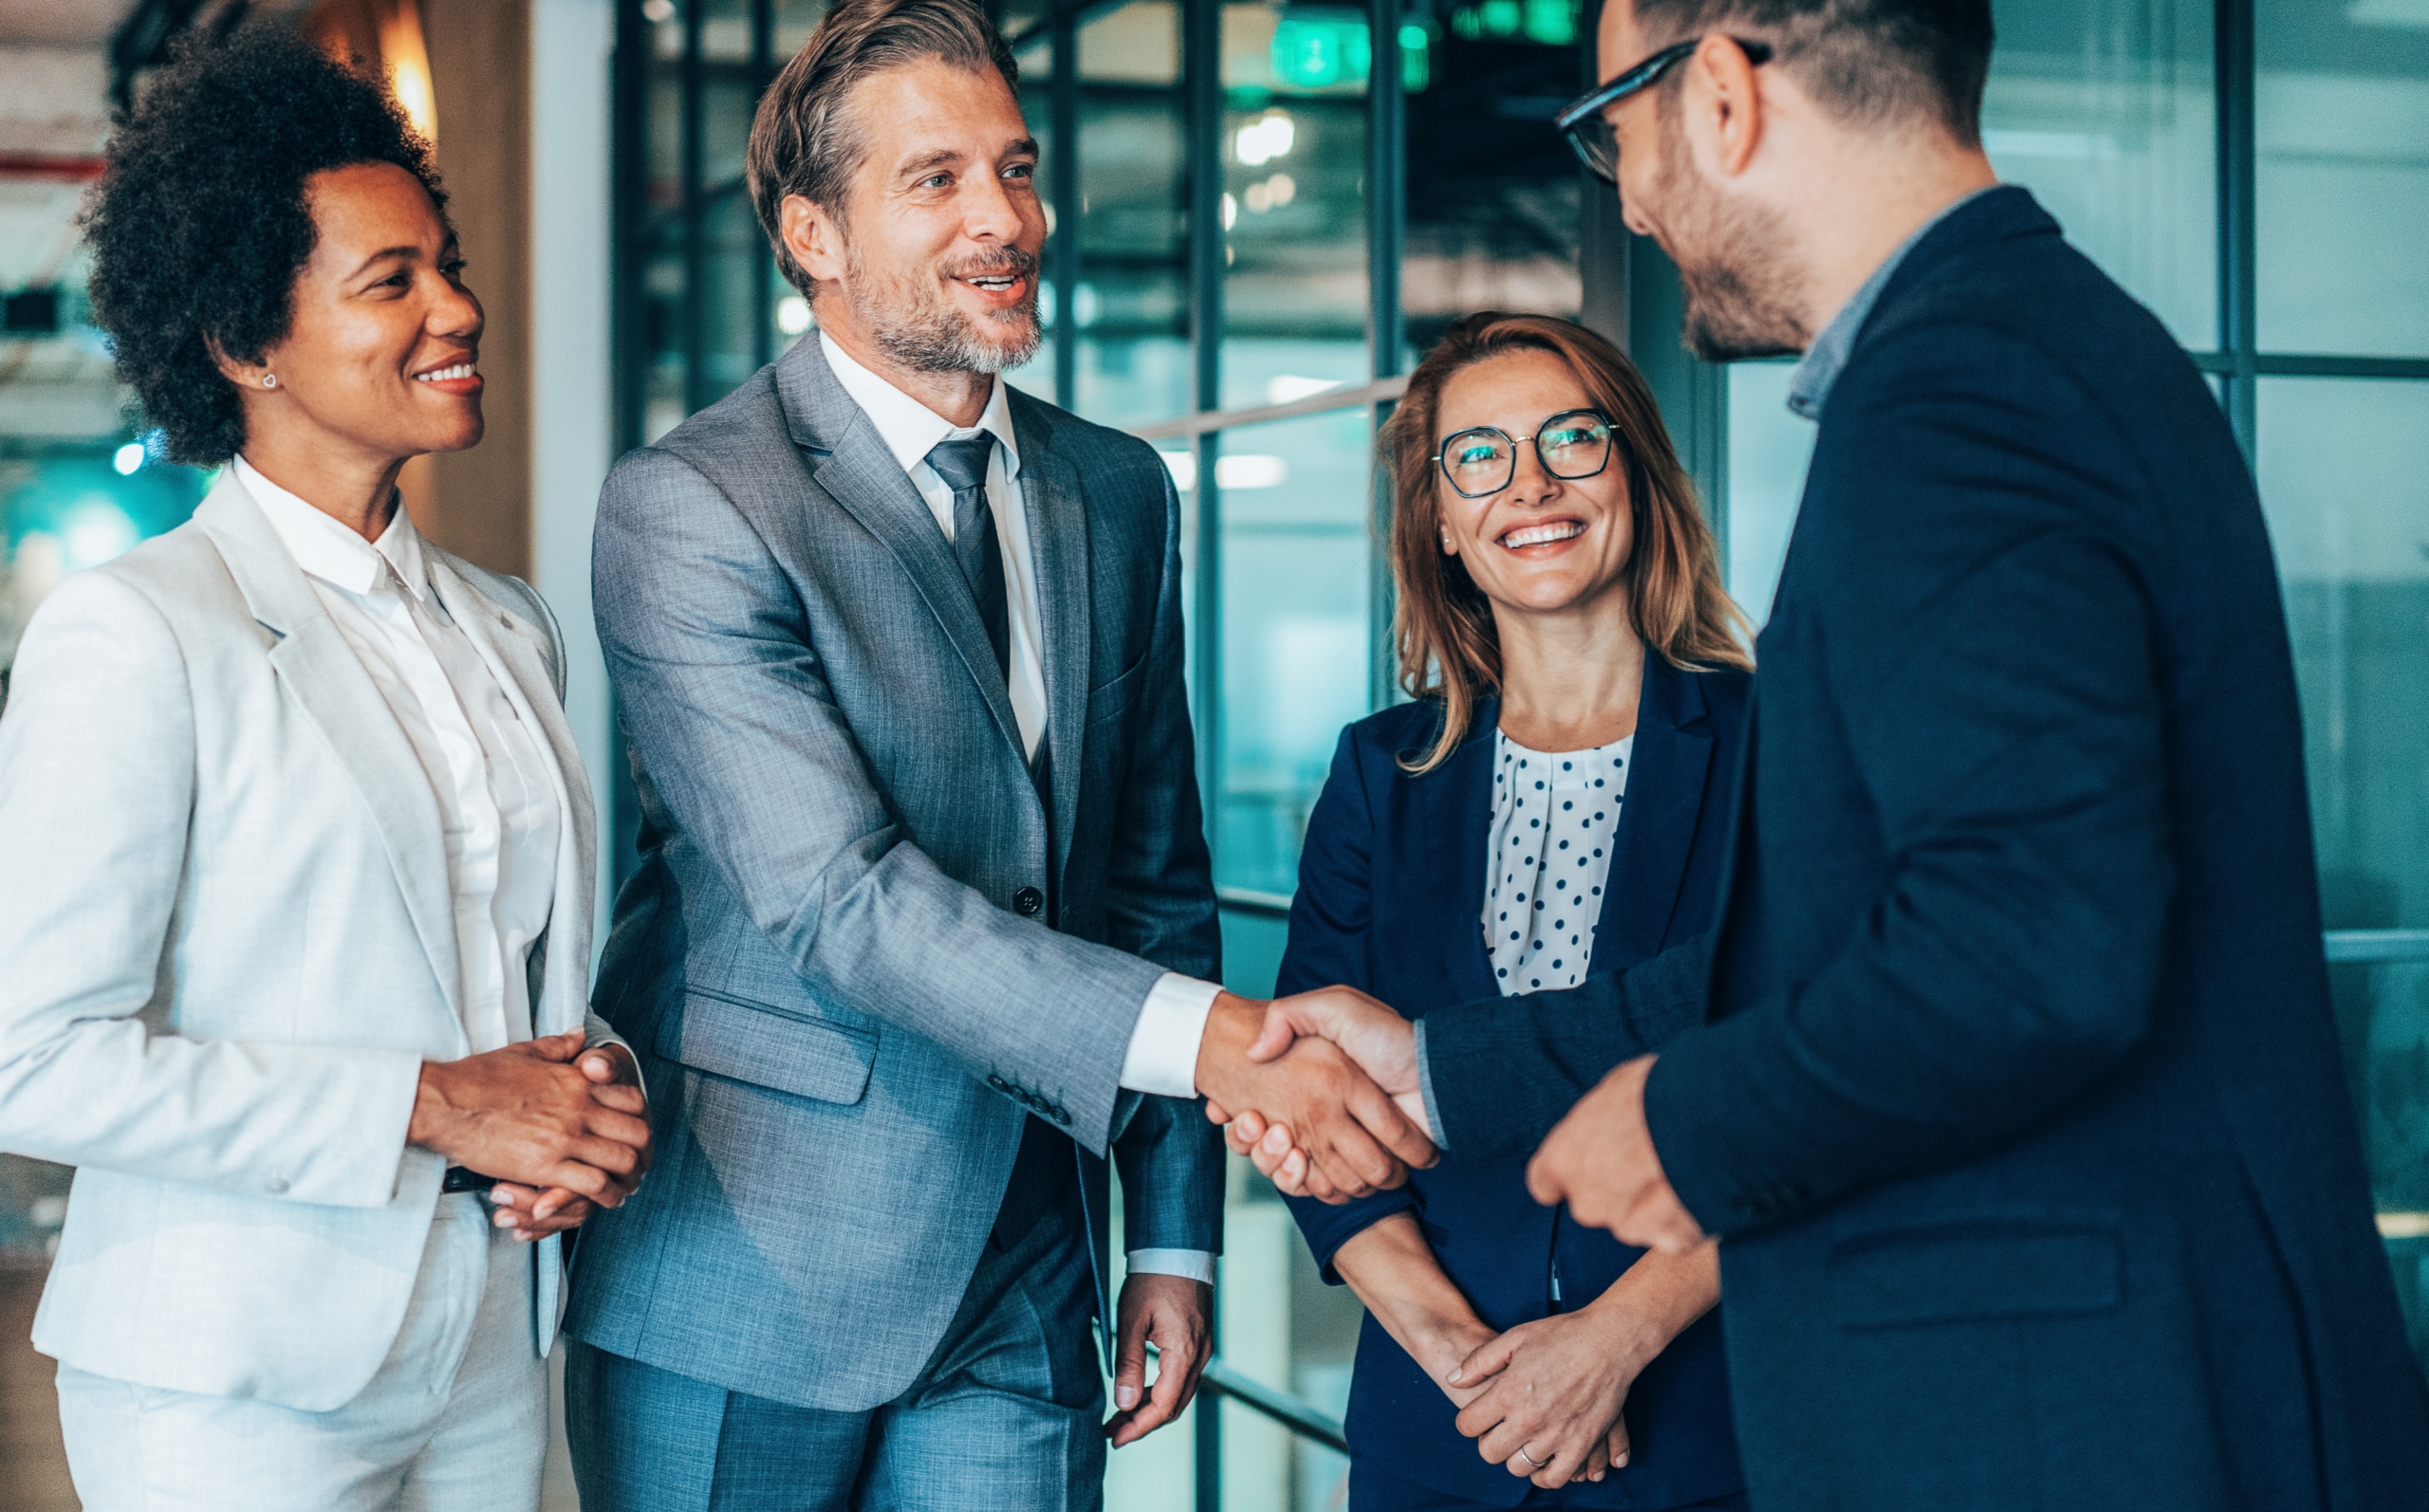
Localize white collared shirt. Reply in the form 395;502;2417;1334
235;456;559;1059
819;334;1217;1284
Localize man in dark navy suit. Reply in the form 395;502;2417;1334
1213;0;2429;1506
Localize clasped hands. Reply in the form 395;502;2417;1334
407;1028;654;1243
1201;987;1706;1254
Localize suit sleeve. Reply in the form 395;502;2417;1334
1109;465;1226;1253
1418;936;1713;1160
1643;326;2175;1236
0;573;423;1207
593;447;1165;1154
1270;728;1422;1276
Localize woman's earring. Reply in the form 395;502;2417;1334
1440;531;1454;551
262;374;277;389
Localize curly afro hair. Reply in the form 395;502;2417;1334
83;25;448;465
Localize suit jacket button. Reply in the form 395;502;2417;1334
988;1074;1011;1092
1049;1105;1072;1126
1013;887;1044;916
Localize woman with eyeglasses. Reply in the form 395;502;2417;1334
1246;312;1753;1511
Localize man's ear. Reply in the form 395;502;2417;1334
1687;33;1769;180
780;194;847;289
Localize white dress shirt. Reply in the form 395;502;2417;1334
819;335;1217;1283
236;457;559;1057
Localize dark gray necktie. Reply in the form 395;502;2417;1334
925;434;1009;677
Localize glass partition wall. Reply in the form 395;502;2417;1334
614;0;2429;1503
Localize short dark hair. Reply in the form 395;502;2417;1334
1634;0;1993;146
746;0;1019;300
82;24;446;465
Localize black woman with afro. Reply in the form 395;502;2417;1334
0;25;650;1510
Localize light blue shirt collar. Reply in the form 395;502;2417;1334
1786;186;1999;422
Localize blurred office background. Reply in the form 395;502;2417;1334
0;0;2424;1505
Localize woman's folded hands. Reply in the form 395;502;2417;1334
1449;1244;1723;1488
1447;1300;1641;1487
405;1028;654;1242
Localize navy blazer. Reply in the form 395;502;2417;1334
1277;655;1750;1509
1424;188;2429;1510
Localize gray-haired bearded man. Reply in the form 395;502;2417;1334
559;0;1434;1507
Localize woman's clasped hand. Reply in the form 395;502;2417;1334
406;1028;655;1242
1443;1243;1720;1488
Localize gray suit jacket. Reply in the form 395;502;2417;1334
565;335;1225;1411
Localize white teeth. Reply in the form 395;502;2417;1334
416;362;476;382
1501;521;1585;548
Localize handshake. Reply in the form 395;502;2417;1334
1191;986;1437;1202
1192;988;1709;1254
407;1028;656;1243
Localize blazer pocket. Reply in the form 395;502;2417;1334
1828;1219;2123;1329
1085;655;1148;725
656;988;876;1106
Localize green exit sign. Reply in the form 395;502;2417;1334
1270;11;1435;91
1272;12;1370;88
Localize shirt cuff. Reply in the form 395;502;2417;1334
1126;1247;1217;1285
1414;1019;1447;1148
1119;973;1221;1099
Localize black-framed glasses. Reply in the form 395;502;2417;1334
1432;410;1616;498
1554;36;1774;184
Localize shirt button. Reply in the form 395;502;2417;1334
1012;887;1044;916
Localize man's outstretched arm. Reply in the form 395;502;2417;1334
1210;938;1710;1196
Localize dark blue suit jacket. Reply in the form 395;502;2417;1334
1423;188;2429;1509
1278;656;1749;1508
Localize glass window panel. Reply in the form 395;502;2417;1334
1982;0;2216;348
2256;0;2429;356
2256;376;2429;1369
775;0;830;55
1720;360;1814;629
2257;377;2429;932
695;190;775;404
1401;11;1584;360
1216;1167;1361;1512
642;235;690;442
2342;959;2429;1375
646;20;685;213
1075;1;1193;427
698;0;762;189
1214;409;1378;895
1221;1;1369;408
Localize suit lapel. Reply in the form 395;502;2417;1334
1591;657;1714;972
193;476;464;1031
1421;704;1502;1007
427;557;596;1034
778;338;1027;760
1013;400;1089;886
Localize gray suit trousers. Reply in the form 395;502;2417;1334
566;1186;1104;1512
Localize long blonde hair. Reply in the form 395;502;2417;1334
1386;312;1752;773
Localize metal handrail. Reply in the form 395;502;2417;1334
1217;885;1294;918
1128;377;1411;442
2325;930;2429;964
1199;1357;1350;1453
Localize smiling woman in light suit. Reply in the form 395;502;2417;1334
0;28;649;1512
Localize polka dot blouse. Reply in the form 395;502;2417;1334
1482;728;1633;996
